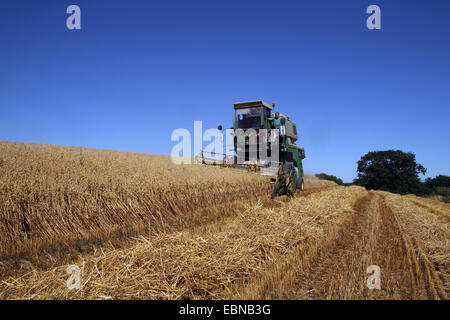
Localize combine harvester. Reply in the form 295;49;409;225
196;101;306;198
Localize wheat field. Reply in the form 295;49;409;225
0;142;448;299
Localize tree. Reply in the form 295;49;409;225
315;173;343;185
425;175;450;188
424;175;450;202
353;150;426;195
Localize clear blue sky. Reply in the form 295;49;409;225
1;0;449;182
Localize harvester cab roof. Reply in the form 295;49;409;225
233;100;273;110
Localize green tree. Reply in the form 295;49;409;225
315;173;343;185
425;175;450;188
353;150;426;195
424;175;450;202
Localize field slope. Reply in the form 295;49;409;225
0;142;448;299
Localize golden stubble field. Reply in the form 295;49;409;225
0;141;448;299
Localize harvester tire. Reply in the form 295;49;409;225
287;170;297;197
271;164;287;199
271;162;297;198
287;180;296;196
297;177;304;192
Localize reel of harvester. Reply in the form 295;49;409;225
194;150;274;174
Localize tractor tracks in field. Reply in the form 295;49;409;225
282;192;383;299
266;190;445;299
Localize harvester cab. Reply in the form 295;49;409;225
196;100;306;198
233;100;273;130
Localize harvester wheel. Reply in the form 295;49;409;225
271;162;297;198
297;177;304;192
287;179;296;196
271;164;285;199
286;169;298;197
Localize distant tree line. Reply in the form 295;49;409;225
315;173;343;185
352;150;449;202
422;175;450;202
315;150;448;202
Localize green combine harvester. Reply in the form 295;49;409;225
195;100;306;198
